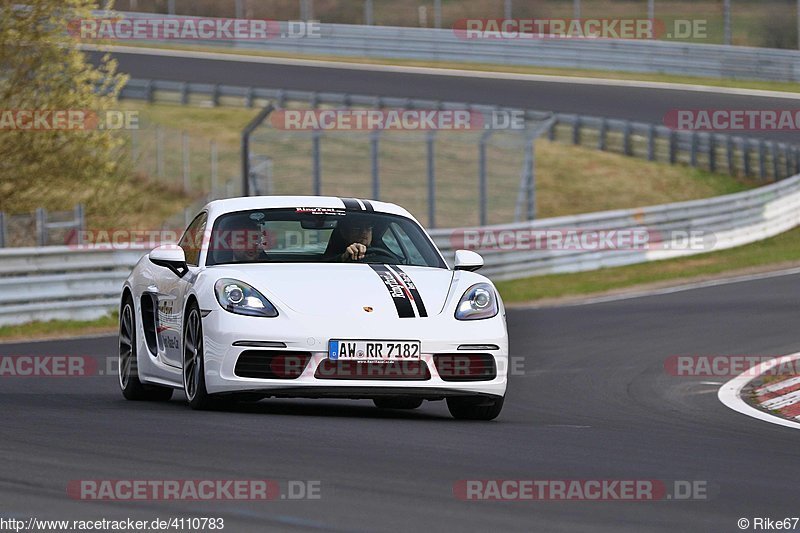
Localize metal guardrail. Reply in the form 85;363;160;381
113;12;800;83
2;172;799;325
119;78;800;185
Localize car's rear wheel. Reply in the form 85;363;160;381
373;397;423;410
446;395;504;421
119;297;173;402
183;302;216;410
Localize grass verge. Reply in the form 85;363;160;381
0;313;118;343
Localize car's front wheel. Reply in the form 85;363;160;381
373;397;423;410
446;395;504;421
119;297;173;402
183;302;215;410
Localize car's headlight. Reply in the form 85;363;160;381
455;283;498;320
214;278;278;317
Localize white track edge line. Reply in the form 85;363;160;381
718;352;800;430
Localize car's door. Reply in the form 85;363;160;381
155;211;207;368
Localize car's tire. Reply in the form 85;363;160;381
183;302;215;410
446;395;504;421
373;397;424;410
119;296;173;402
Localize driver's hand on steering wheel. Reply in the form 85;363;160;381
342;243;367;262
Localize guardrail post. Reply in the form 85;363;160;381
168;0;175;15
759;141;767;180
212;84;220;107
235;0;245;19
130;128;139;163
504;0;512;19
572;117;581;145
35;208;47;247
547;120;556;141
598;118;607;151
726;136;734;176
370;129;380;200
180;82;189;105
182;131;190;192
690;132;698;167
669;131;677;164
744;141;752;177
364;0;374;25
794;147;800;175
723;0;732;45
74;204;85;245
145;79;154;103
245;87;255;108
211;140;218;199
300;0;314;21
0;211;6;248
771;143;779;180
623;121;632;156
526;139;536;221
312;129;322;195
433;0;442;28
708;134;716;173
647;125;655;161
427;131;436;228
784;145;791;178
156;126;164;178
478;131;492;226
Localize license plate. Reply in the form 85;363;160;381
328;340;421;362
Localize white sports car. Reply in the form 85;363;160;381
118;196;508;420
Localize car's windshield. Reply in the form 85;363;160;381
205;208;446;268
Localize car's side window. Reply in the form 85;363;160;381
179;212;208;267
386;222;426;265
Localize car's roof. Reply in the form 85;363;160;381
204;196;416;221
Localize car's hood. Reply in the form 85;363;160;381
209;263;455;318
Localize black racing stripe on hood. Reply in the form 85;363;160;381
369;264;416;318
392;266;428;318
341;198;362;210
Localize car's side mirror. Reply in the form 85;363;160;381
149;245;188;278
454;249;484;272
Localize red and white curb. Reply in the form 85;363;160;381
718;352;800;430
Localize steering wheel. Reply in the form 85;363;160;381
361;246;402;264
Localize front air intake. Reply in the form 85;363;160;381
234;351;311;379
433;354;497;381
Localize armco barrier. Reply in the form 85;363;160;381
110;12;800;83
1;173;799;325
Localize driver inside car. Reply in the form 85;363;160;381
324;216;377;262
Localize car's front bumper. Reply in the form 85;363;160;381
200;309;509;399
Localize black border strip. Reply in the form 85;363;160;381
362;200;375;212
392;266;428;317
369;264;416;318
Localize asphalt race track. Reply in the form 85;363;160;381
2;274;798;532
89;50;800;143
